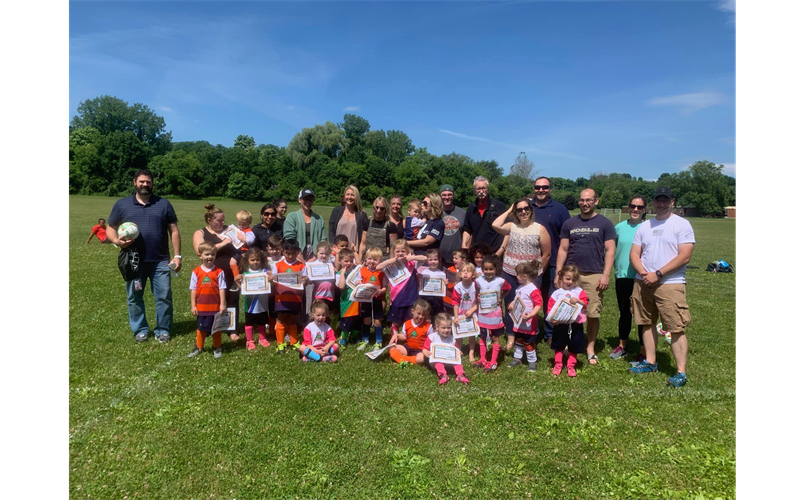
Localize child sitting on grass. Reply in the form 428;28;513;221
388;299;432;366
188;242;227;359
423;313;470;385
298;300;339;362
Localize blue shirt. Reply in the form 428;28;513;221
108;194;178;263
531;198;570;267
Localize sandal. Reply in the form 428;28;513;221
587;353;600;365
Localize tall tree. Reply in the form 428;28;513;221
510;151;537;180
234;134;256;149
287;122;345;168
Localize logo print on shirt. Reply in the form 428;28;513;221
370;276;377;282
202;276;211;284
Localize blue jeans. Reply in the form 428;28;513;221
539;266;556;338
125;260;173;338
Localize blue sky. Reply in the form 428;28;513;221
69;0;736;180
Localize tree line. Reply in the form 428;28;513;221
69;95;736;215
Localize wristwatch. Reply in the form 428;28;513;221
655;270;663;279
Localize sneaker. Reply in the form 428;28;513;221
229;333;240;342
473;360;486;369
213;348;222;359
292;342;301;350
371;343;383;351
609;346;626;359
323;355;338;363
258;338;271;348
276;343;288;354
302;356;310;362
135;332;148;343
399;361;412;369
629;354;647;367
629;360;658;374
483;363;498;373
568;366;577;377
156;333;171;344
667;372;687;388
356;341;369;351
456;375;470;384
246;340;256;350
338;338;347;346
527;361;538;372
552;363;562;376
187;347;202;358
507;358;522;368
438;374;449;385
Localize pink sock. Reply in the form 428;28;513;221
568;353;577;369
434;363;447;376
257;325;267;341
454;364;465;377
479;337;487;363
489;344;500;366
245;325;254;343
554;350;563;365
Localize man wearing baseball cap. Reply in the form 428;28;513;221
438;184;466;266
629;187;695;388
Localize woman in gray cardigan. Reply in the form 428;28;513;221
283;188;327;261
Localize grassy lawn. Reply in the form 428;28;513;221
70;195;735;499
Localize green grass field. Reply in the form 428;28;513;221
70;195;735;499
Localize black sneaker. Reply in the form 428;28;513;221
507;358;522;368
187;347;202;358
213;348;223;359
157;334;171;344
527;361;538;372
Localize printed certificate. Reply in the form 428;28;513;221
276;271;303;290
444;267;458;284
479;291;500;312
510;297;526;325
365;343;393;360
346;265;363;289
452;315;480;339
383;260;411;287
547;298;583;324
349;284;379;303
242;272;271;295
307;262;335;281
223;225;245;249
418;274;446;296
212;307;237;333
429;344;461;365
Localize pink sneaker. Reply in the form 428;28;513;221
258;337;271;348
246;340;256;350
323;355;338;363
438;374;449;385
568;366;577;377
456;375;470;384
302;356;310;362
552;364;563;376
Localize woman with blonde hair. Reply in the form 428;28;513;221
407;193;445;257
328;184;369;260
359;196;394;260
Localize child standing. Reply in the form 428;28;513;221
228;210;256;284
475;255;511;372
507;260;543;371
357;247;388;351
336;248;361;345
188;242;227;358
417;249;447;317
311;241;337;315
443;249;468;314
332;234;351;267
298;300;339;362
265;234;284;345
235;247;273;350
377;239;421;343
404;200;425;241
452;262;480;363
423;313;470;385
388;299;432;365
547;265;589;377
271;239;308;353
469;243;494;276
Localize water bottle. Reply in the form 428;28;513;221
169;261;179;278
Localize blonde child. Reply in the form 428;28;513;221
188;242;227;359
507;260;543;371
357;247;388;351
423;313;470;385
377;239;422;343
298;300;339;362
443;249;468;314
475;255;511;372
548;265;589;377
388;299;432;365
336;248;362;345
227;210;256;284
271;239;309;353
265;234;284;345
417;248;446;317
312;241;337;313
404;199;425;241
234;247;272;350
452;262;480;363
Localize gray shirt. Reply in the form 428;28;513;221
439;205;466;265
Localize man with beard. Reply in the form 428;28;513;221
438;184;466;266
461;176;507;257
107;169;182;343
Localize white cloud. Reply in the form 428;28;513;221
159;106;172;112
721;163;736;177
648;92;727;113
343;106;360;112
715;0;736;13
438;129;586;160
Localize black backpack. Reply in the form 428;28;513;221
705;260;734;273
117;237;145;281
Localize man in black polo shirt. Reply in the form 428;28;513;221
461;175;507;256
107;169;182;343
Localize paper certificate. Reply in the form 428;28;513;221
383;260;411;286
307;262;335;281
276;271;303;290
479;291;500;312
418;275;446;296
349;284;379;303
452;315;480;339
242;273;271;295
223;225;245;249
547;298;583;324
444;267;458;284
429;344;461;365
346;265;363;289
365;343;393;360
212;307;237;333
510;297;526;325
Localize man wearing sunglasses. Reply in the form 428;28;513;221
531;177;570;344
252;203;285;251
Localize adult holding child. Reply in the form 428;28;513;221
328;185;369;259
359;196;394;260
251;203;284;252
406;193;445;256
492;197;551;349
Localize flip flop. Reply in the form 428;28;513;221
587;353;600;365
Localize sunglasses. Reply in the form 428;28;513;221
629;204;645;210
262;212;277;216
421;201;429;206
515;207;531;213
533;185;551;191
373;206;386;211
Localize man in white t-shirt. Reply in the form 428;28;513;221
628;187;695;387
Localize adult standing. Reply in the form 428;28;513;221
328;185;369;258
388;195;405;247
284;189;327;261
359;196;394;260
531;177;570;344
554;188;616;365
107;169;182;343
492;198;551;345
407;193;445;256
438;185;466;266
629;187;695;388
86;218;110;244
192;204;240;339
609;195;647;361
461;176;507;257
251;203;284;251
274;199;288;223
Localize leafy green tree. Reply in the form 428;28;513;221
234;134;256;149
287;122;345;168
150;150;205;199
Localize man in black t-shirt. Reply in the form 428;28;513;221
461;176;506;256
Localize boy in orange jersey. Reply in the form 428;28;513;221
357;247;388;351
336;248;361;345
271;239;308;353
188;242;227;359
389;299;432;365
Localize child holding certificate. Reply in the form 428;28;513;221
235;247;272;350
377;240;421;343
443;249;468;313
271;239;308;353
266;235;284;346
475;255;511;372
452;262;480;363
188;242;227;359
298;300;339;362
423;313;470;385
357;247;389;351
311;241;337;313
389;299;432;366
417;249;447;316
547;265;589;377
507;260;543;371
336;248;362;345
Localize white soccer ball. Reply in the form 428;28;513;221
118;222;140;240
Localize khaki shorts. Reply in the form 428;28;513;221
630;280;690;334
578;272;605;318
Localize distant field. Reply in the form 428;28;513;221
70;195;735;499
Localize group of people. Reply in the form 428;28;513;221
101;170;695;387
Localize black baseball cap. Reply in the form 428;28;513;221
652;187;674;200
298;188;315;199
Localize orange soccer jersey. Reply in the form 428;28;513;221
443;265;457;308
192;266;225;315
402;318;432;351
274;258;306;309
359;266;385;288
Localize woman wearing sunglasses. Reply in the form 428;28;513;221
359;196;394;261
406;193;445;257
252;203;284;251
